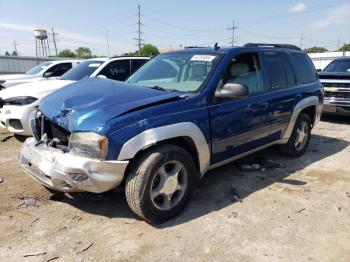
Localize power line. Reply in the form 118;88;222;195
142;13;225;33
241;1;344;27
227;20;238;46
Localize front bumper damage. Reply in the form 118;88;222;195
19;138;129;193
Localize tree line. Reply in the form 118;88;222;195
56;44;159;58
305;43;350;53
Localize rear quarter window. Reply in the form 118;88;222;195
265;51;287;89
290;52;318;84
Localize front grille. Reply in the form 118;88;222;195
45;119;70;145
322;82;350;88
325;91;350;99
31;111;70;146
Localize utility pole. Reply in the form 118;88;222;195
298;33;304;49
105;29;111;57
227;20;238;46
12;40;19;54
50;27;58;55
134;4;144;55
337;37;341;51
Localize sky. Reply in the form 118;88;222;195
0;0;349;56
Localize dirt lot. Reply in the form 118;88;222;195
0;116;350;262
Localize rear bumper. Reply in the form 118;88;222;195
19;138;129;193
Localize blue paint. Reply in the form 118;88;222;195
39;46;323;163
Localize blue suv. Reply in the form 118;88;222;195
19;43;323;223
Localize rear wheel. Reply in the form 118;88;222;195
279;113;311;157
125;144;197;223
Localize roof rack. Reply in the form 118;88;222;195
184;46;208;49
244;43;301;50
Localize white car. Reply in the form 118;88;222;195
0;60;80;89
0;57;149;136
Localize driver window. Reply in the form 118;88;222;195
221;53;264;95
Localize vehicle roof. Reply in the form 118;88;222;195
108;56;150;61
333;56;350;61
164;44;304;55
50;59;82;64
84;57;109;62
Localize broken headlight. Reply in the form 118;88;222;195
4;96;37;106
68;132;108;160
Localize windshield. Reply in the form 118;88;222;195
127;52;221;92
60;60;104;81
324;60;350;73
25;62;52;75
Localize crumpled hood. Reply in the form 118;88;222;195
0;79;74;100
40;78;182;132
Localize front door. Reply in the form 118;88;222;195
209;51;272;165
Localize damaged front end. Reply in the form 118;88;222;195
19;109;129;193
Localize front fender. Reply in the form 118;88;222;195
117;122;211;176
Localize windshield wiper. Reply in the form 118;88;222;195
150;85;177;92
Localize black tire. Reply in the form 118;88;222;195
125;144;197;223
279;113;312;157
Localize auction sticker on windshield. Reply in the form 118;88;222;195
191;55;216;62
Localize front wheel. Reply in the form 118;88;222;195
125;144;197;223
279;113;312;157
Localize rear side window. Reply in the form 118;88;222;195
265;52;287;89
290;52;318;84
131;59;148;74
282;53;297;86
46;63;72;77
99;60;131;81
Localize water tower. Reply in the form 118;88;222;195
34;29;50;57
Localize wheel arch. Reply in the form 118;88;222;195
117;122;210;176
282;96;320;140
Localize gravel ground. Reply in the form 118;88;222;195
0;116;349;262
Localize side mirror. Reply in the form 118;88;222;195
97;75;107;79
215;82;249;99
316;69;322;72
43;71;53;78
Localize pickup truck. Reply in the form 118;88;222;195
19;43;323;223
318;56;350;116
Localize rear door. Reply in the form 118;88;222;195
209;51;272;165
264;51;299;138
